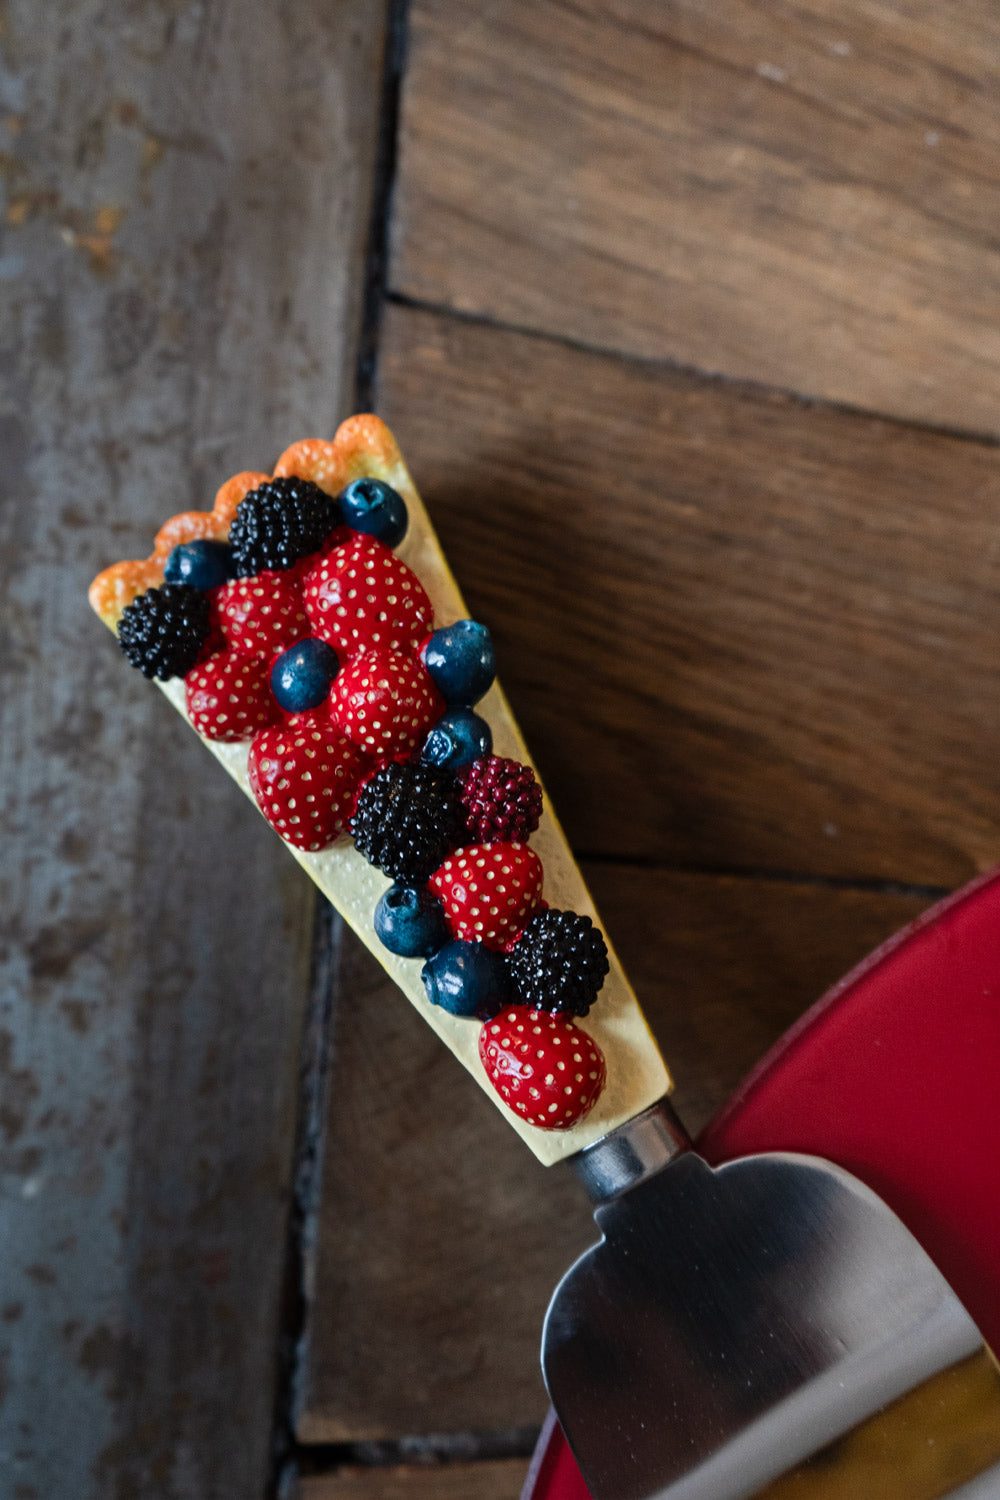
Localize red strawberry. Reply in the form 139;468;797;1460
247;714;368;851
303;535;434;658
217;570;309;658
328;647;443;759
478;1006;606;1130
185;650;280;741
429;842;543;951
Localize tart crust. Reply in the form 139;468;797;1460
90;415;672;1165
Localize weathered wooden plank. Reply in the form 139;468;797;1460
392;0;1000;435
299;869;926;1441
0;2;385;1496
301;1458;528;1499
376;302;1000;887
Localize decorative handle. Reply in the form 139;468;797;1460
90;415;672;1166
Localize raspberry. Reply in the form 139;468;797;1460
457;755;543;843
351;761;462;883
117;584;211;680
229;476;340;577
507;909;609;1017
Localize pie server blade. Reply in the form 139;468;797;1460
529;865;1000;1500
542;1103;1000;1500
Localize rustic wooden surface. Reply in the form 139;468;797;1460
0;2;386;1498
392;0;1000;437
10;1;1000;1496
301;1458;528;1499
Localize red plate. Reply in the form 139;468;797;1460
523;866;1000;1499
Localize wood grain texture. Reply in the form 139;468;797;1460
0;2;385;1496
376;302;1000;888
392;0;1000;435
299;868;926;1441
301;1459;528;1499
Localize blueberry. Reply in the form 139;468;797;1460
270;638;341;712
422;709;492;770
421;940;511;1019
164;539;234;590
374;884;449;958
421;619;495;706
337;477;408;547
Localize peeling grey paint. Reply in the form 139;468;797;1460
0;1;386;1494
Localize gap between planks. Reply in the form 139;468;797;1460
384;290;1000;457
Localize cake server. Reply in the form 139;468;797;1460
89;417;1000;1499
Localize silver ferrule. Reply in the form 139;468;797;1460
572;1096;691;1204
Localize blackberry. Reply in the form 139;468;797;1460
117;584;211;679
458;754;543;843
508;909;610;1017
351;761;462;882
229;475;340;577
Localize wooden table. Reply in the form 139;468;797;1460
5;3;1000;1497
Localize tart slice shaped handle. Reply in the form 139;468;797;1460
90;415;672;1165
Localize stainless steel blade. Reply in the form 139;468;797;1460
542;1102;998;1500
